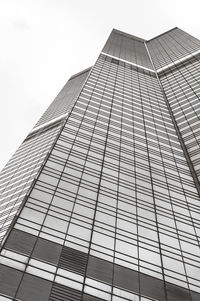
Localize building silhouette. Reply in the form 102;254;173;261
0;27;200;300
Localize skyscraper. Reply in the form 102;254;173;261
0;27;200;300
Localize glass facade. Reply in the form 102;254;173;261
0;28;200;301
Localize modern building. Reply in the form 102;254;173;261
0;27;200;301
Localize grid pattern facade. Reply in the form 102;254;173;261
34;68;91;129
0;70;90;248
0;123;62;244
0;28;200;301
159;59;200;180
102;30;153;69
147;28;200;70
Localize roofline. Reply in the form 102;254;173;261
110;27;180;43
147;27;179;42
69;67;92;80
112;28;146;42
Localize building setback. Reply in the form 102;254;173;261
0;27;200;300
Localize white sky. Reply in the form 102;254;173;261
0;0;200;171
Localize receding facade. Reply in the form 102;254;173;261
0;27;200;301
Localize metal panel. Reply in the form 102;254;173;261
59;246;88;275
49;283;81;301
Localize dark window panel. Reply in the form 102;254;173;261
166;282;191;301
32;237;62;265
86;255;113;284
191;290;200;301
113;264;139;294
16;273;52;301
5;229;37;255
0;264;23;298
140;273;166;300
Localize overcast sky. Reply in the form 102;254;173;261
0;0;200;171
